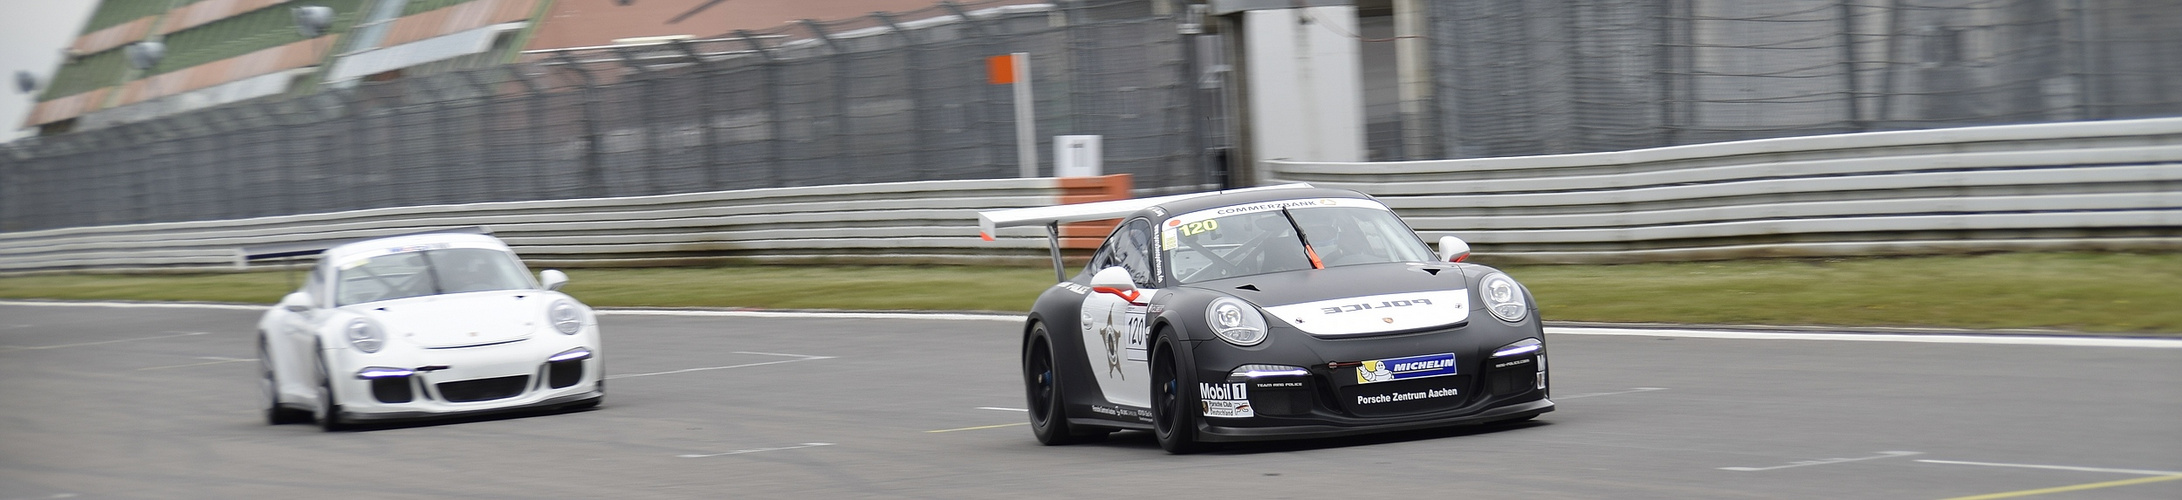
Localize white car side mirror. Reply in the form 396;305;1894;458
1088;266;1142;303
279;292;313;312
539;269;569;291
1438;235;1471;263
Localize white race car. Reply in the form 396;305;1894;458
250;230;603;431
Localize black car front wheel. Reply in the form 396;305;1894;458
1150;333;1207;454
1025;323;1105;445
314;350;348;432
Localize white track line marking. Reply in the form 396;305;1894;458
607;352;834;380
1547;327;2182;349
927;422;1028;433
0;300;262;311
677;442;833;458
7;301;2178;348
1554;387;1666;399
1916;459;2182;476
137;356;255;371
977;407;1028;412
1720;451;1923;472
600;308;1019;322
0;331;209;352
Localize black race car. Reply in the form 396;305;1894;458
978;184;1551;453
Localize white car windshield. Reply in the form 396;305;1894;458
334;248;533;305
1165;202;1435;284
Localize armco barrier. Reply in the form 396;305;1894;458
1269;118;2182;263
6;117;2179;274
0;175;1133;274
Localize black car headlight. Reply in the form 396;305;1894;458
549;299;584;335
1207;297;1267;346
346;318;386;353
1481;273;1529;323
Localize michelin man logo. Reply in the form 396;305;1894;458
1357;360;1394;384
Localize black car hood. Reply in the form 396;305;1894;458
1181;262;1472;336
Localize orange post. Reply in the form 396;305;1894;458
986;54;1016;84
1057;174;1133;251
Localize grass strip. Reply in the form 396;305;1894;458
0;252;2174;334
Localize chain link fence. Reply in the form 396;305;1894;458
6;0;2179;232
1417;0;2182;159
0;0;1210;232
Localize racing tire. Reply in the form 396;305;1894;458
260;336;311;425
1150;334;1208;454
313;351;348;432
1025;323;1106;445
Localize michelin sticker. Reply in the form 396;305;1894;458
1356;353;1459;384
1199;381;1254;418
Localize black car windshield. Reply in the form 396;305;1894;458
334;248;533;306
1163;199;1435;284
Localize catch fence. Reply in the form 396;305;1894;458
1408;0;2182;159
4;0;2180;234
0;0;1213;232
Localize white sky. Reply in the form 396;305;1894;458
0;0;97;143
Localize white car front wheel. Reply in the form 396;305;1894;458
314;351;348;432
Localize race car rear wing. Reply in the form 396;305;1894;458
240;226;493;262
978;183;1313;281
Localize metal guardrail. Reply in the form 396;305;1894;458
4;118;2177;273
1270;117;2182;263
0;177;1129;274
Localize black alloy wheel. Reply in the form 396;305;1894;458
1150;335;1206;454
1026;323;1103;445
314;352;347;432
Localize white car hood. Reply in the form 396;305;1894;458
354;291;545;348
1191;264;1474;337
1259;289;1469;336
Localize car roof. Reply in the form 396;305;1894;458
323;232;512;265
977;183;1318;237
1142;186;1381;221
978;183;1388;238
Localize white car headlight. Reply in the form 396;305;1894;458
1207;297;1267;346
345;319;385;353
549;299;584;335
1481;273;1529;323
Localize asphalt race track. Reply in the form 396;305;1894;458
2;302;2178;499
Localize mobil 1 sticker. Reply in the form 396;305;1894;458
1198;382;1254;418
1355;352;1458;384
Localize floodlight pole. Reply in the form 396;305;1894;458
1011;52;1036;178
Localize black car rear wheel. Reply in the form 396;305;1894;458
1026;323;1105;445
1151;334;1207;454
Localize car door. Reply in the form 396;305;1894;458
276;263;331;398
1079;218;1157;409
